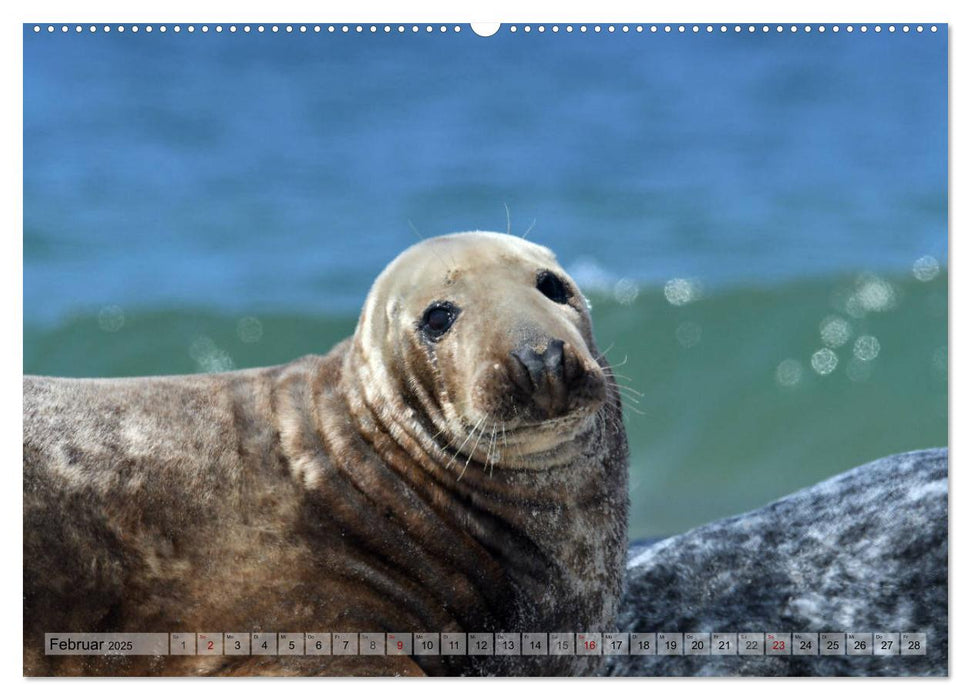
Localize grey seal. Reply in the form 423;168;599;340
607;448;947;677
23;231;630;676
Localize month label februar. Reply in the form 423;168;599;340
44;633;168;656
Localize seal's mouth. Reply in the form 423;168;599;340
464;337;607;428
500;338;607;423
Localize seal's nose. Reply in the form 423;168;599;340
510;339;579;418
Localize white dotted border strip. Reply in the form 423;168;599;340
30;24;467;34
30;24;941;35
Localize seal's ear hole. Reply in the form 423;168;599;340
536;270;572;304
420;302;460;341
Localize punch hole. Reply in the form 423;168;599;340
470;23;498;37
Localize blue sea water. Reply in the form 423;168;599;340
23;25;948;537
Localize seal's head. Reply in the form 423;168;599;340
347;231;611;468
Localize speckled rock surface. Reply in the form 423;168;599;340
606;448;947;676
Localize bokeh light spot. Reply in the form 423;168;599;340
846;357;873;383
912;255;941;282
189;336;235;373
663;278;701;306
675;321;702;348
819;315;852;348
853;335;880;361
776;359;804;387
613;278;639;305
237;316;264;343
97;305;125;333
811;348;838;375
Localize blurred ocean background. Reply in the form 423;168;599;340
23;25;947;539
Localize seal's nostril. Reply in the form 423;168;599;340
511;347;545;389
541;339;565;378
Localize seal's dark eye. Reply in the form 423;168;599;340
536;270;571;304
420;302;459;340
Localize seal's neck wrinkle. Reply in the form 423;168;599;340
341;339;454;477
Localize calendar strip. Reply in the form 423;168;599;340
44;632;927;656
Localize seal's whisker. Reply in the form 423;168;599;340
407;219;424;241
504;202;512;236
522;218;536;239
610;355;630;370
610;382;644;398
595;342;616;362
486;422;498;477
458;419;488;481
446;415;485;471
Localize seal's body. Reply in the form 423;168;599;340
23;232;629;676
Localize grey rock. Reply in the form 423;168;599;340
606;448;947;676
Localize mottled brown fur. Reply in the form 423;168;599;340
23;232;629;676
